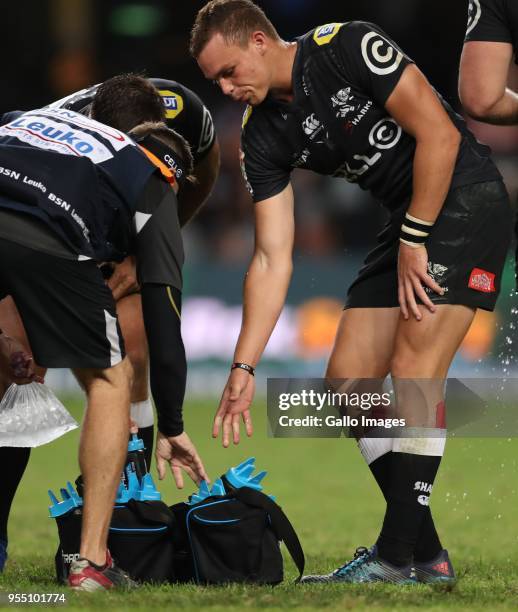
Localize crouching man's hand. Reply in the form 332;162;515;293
155;431;209;489
0;332;43;385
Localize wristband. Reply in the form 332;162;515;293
400;212;434;248
231;362;255;376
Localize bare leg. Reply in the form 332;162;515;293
73;357;133;565
327;307;400;379
376;304;476;565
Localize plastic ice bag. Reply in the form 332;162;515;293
0;382;78;447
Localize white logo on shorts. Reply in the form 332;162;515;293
426;262;449;294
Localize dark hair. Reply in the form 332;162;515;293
91;74;165;132
190;0;279;58
130;121;195;184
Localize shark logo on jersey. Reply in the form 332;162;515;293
361;31;403;75
331;88;359;119
313;23;344;46
466;0;482;36
159;90;184;119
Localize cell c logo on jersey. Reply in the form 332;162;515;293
159;90;184;119
361;31;403;75
466;0;481;36
369;118;402;150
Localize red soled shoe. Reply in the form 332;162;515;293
68;549;138;592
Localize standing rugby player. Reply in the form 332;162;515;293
191;0;512;583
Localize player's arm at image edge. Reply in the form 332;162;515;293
459;41;518;124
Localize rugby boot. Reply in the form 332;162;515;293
300;545;416;584
68;549;137;591
413;549;456;584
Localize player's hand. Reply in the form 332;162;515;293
0;334;43;385
108;256;140;301
398;243;444;321
213;368;254;447
155;430;209;488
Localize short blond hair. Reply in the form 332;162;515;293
190;0;280;58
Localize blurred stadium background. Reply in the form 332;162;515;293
2;0;518;396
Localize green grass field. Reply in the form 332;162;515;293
1;396;518;611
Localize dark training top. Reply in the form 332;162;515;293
466;0;518;59
0;108;185;435
43;77;216;165
241;21;500;206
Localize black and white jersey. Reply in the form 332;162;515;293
0;107;183;290
465;0;518;60
241;21;500;207
46;78;216;164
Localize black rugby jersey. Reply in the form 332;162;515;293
466;0;518;60
46;78;216;163
242;21;500;206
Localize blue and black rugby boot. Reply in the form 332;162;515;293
300;545;416;584
413;549;456;584
0;539;7;572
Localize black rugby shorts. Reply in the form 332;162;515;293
346;180;513;312
0;240;125;368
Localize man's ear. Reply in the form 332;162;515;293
251;31;268;55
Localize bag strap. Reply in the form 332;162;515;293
233;487;305;582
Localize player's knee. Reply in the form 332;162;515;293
390;346;438;379
74;357;133;393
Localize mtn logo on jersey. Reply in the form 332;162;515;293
468;268;496;293
159;90;184;119
313;23;344;46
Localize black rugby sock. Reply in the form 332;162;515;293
369;452;392;495
369;452;442;562
376;452;441;567
0;447;31;543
